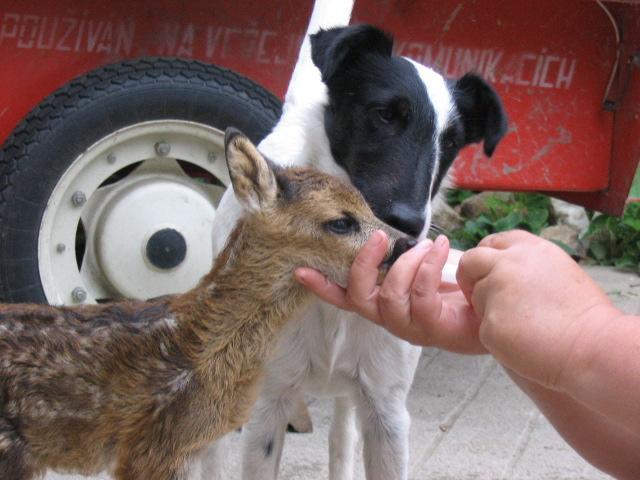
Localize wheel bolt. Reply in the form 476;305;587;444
56;243;66;253
72;191;87;207
155;141;171;157
71;287;87;303
107;153;117;163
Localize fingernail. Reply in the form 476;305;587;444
370;230;384;246
418;239;434;250
436;235;448;248
294;269;307;283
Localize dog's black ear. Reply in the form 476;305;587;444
310;25;393;84
453;73;508;157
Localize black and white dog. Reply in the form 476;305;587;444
203;23;507;480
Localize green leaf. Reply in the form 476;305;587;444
622;216;640;231
614;256;637;269
589;241;609;261
524;208;550;233
494;212;525;232
550;239;578;257
446;189;475;206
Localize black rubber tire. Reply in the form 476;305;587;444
0;57;282;303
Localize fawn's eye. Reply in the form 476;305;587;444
324;216;360;235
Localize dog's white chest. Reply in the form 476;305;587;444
268;302;420;399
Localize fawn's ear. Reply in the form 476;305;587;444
225;128;278;212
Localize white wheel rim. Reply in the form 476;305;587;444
38;120;230;305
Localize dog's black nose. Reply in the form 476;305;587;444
385;237;417;267
386;204;425;238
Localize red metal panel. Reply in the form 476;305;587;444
554;1;640;213
0;0;313;142
0;0;638;214
353;0;616;194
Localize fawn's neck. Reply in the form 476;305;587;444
170;219;310;374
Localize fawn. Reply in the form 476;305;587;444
0;128;413;480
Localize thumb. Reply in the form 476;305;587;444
294;267;349;310
457;246;500;304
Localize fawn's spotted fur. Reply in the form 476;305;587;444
0;129;410;480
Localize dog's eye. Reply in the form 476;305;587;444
443;138;458;150
376;107;394;124
324;216;360;235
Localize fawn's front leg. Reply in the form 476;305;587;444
114;459;190;480
115;443;190;480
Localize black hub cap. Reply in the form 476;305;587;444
146;228;187;270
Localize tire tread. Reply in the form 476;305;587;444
0;57;282;301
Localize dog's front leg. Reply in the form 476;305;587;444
329;396;358;480
196;435;229;480
355;391;411;480
241;393;296;480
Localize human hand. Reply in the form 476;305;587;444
457;230;620;390
295;231;485;353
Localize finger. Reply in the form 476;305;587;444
469;276;493;319
478;229;536;249
456;246;500;303
410;235;449;301
377;239;434;328
345;230;389;306
294;267;349;310
401;235;450;339
417;293;486;354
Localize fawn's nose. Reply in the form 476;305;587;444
385;237;417;267
386;203;425;238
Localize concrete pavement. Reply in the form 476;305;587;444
47;265;638;480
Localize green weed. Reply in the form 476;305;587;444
447;189;640;272
448;192;551;250
583;202;640;271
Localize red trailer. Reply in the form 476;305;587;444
0;0;638;305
